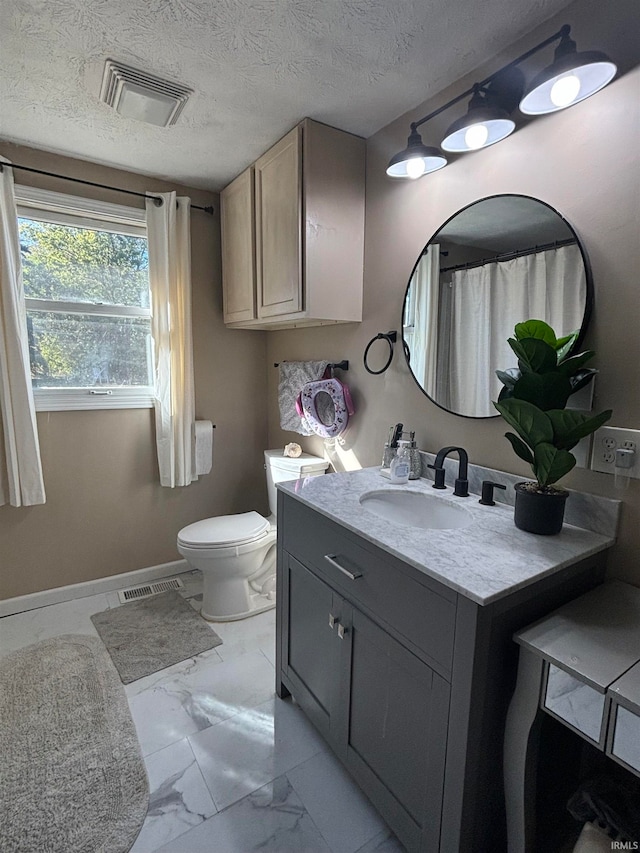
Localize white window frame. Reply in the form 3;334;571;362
15;185;154;412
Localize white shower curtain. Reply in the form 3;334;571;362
146;192;196;487
0;159;46;506
445;245;586;417
406;244;440;395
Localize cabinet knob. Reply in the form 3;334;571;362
329;613;338;630
337;623;347;640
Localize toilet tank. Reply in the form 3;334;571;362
264;449;329;518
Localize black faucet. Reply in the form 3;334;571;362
429;446;469;497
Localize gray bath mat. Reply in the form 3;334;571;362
0;634;148;853
91;590;222;684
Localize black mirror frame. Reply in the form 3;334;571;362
401;193;594;419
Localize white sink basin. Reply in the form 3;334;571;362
359;489;473;530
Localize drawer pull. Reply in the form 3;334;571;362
324;554;362;581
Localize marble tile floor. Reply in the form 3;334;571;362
0;570;405;853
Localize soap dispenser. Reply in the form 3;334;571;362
389;440;411;484
406;431;422;480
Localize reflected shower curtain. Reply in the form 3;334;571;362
406;244;440;395
146;192;196;487
0;158;46;506
443;245;586;417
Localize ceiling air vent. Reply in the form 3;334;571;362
100;60;192;127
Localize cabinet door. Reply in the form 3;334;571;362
281;554;342;743
220;167;256;323
255;126;302;318
339;604;449;852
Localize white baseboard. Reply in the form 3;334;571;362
0;559;191;618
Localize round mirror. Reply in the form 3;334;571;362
402;194;592;418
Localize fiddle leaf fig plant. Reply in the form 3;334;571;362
494;319;612;490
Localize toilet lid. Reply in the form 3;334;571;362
178;511;270;548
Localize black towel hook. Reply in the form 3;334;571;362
363;331;397;375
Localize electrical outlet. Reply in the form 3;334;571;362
591;426;640;478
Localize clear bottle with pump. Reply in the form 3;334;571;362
389;440;411;484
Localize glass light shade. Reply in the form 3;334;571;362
386;132;447;179
463;124;489;150
406;157;427;179
441;104;515;153
520;50;616;115
550;74;581;107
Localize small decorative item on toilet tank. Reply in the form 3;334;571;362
283;442;302;457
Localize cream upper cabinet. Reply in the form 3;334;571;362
255;125;302;318
220;118;365;330
220;167;256;324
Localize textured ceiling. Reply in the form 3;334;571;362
1;0;574;191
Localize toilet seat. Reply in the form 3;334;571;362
178;511;270;550
176;449;328;622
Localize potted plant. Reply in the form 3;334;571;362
494;319;612;535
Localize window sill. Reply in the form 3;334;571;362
33;389;155;412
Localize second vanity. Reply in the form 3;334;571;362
274;466;619;852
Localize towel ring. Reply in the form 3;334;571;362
363;331;397;375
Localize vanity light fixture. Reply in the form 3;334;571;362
441;77;520;153
386;127;448;179
386;24;616;178
519;26;617;115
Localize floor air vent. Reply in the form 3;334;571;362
118;577;184;604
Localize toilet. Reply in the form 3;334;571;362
177;449;329;621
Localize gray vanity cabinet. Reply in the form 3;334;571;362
280;554;342;742
341;602;450;851
276;490;608;852
279;549;449;851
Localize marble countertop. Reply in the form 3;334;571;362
277;468;615;606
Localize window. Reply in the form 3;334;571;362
15;186;154;410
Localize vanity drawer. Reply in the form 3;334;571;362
281;496;457;674
542;663;607;746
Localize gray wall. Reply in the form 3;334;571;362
1;0;637;601
267;0;640;585
0;144;269;600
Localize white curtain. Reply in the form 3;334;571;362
406;244;440;395
444;245;586;417
146;192;196;487
0;159;46;506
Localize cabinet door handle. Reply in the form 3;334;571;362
324;554;362;580
337;623;347;640
329;613;338;630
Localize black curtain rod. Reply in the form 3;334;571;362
0;162;215;214
440;237;577;273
